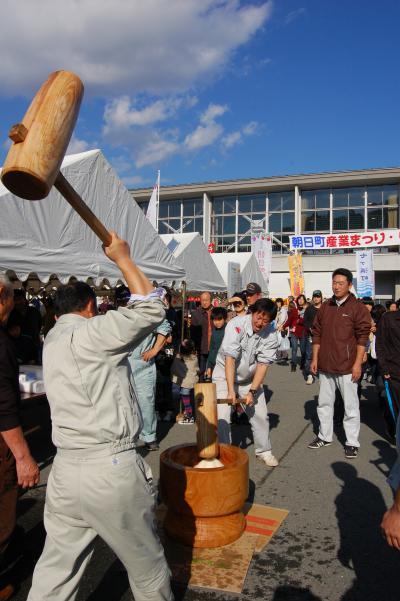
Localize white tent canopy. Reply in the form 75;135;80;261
160;233;226;292
211;252;267;293
0;150;185;285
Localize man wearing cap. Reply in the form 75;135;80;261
303;291;323;384
245;283;262;312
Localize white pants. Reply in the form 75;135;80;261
27;448;173;601
214;380;271;454
317;372;360;447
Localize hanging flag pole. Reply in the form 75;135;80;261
146;170;160;230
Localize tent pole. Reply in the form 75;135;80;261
181;280;187;344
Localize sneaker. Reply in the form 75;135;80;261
256;450;279;467
306;374;314;385
145;441;159;451
175;412;185;423
179;415;195;424
163;411;174;422
345;445;358;459
308;437;332;449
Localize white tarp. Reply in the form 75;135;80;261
211;252;268;293
0;150;185;285
160;233;226;292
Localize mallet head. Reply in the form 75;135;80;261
1;70;84;200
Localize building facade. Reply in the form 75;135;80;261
131;166;400;300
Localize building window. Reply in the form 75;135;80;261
367;185;398;230
300;184;399;254
267;191;294;254
211;195;237;252
157;197;203;235
182;197;203;235
211;191;292;254
301;189;330;210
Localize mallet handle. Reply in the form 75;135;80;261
217;398;247;405
55;173;112;246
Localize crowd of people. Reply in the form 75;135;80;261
1;253;400;599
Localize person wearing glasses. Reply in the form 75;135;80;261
229;292;247;318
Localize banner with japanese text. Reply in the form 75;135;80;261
251;232;272;289
227;262;242;298
288;254;305;297
289;229;400;251
356;250;374;298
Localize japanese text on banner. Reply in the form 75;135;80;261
289;229;400;251
288;254;305;297
251;232;272;289
356;250;374;298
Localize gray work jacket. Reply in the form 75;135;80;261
43;299;165;452
212;314;278;386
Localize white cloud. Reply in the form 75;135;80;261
0;0;272;97
184;103;227;150
222;120;259;149
67;135;91;154
201;103;228;124
284;8;306;25
222;131;242;149
110;156;133;174
103;96;187;133
136;136;180;168
184;122;223;151
121;175;144;187
242;121;258;135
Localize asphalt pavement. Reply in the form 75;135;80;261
10;362;400;601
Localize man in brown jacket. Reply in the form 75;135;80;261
308;268;371;458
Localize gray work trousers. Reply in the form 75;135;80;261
318;372;360;448
27;447;173;601
214;380;271;454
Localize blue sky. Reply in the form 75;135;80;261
1;1;400;189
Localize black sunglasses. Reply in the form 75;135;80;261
232;301;244;307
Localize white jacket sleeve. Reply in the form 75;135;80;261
256;330;279;365
73;299;165;357
220;320;243;360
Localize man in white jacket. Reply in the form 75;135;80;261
27;233;173;601
212;298;279;468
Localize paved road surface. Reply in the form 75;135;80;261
11;362;400;600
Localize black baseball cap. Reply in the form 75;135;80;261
245;282;262;295
312;290;322;298
115;285;130;302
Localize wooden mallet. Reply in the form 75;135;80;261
1;70;112;246
194;382;247;469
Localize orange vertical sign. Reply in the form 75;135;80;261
288;253;305;297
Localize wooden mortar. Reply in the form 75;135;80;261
159;382;249;547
